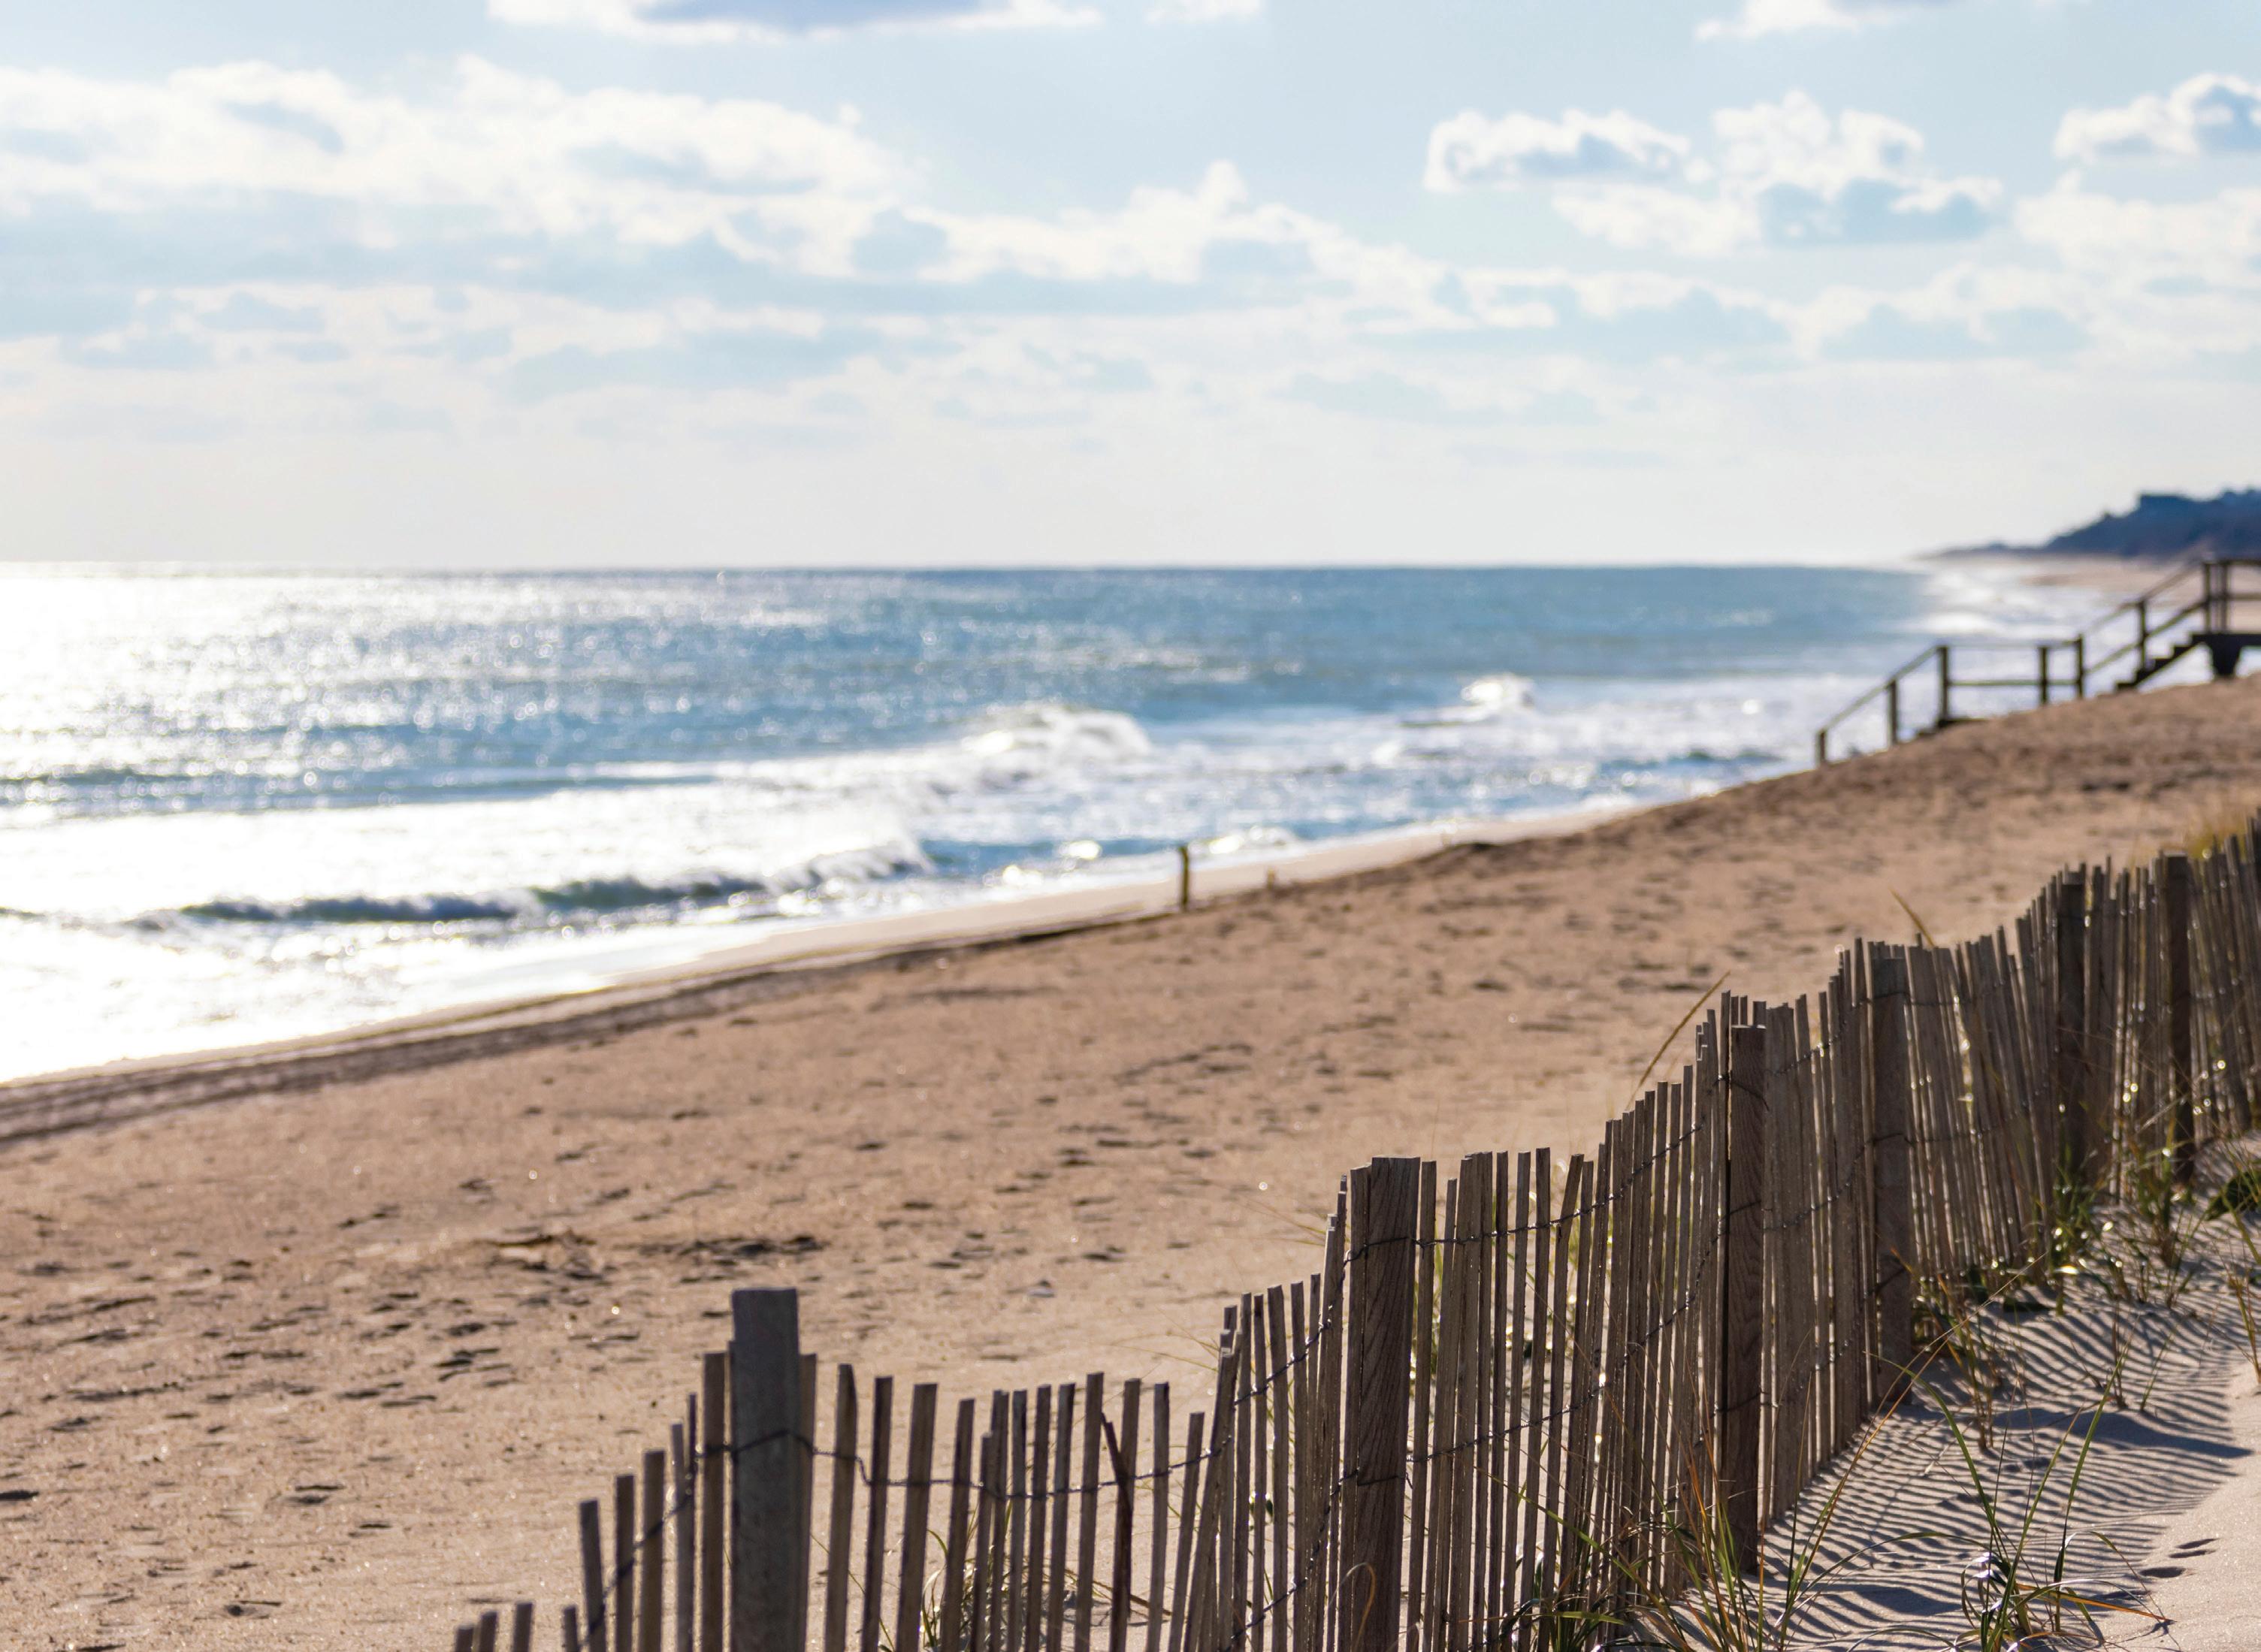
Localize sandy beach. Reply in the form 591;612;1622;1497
8;672;2261;1647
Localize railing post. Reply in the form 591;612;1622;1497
1814;729;1828;767
2166;852;2197;1187
2136;597;2150;677
2072;633;2086;699
2037;643;2051;705
1720;1022;1768;1571
1343;1158;1419;1652
1885;678;1900;746
731;1288;806;1652
1936;645;1951;727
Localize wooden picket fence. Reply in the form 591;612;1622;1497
443;825;2261;1652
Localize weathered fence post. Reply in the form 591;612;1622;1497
730;1288;805;1652
1721;1022;1768;1571
1869;949;1914;1404
579;1499;609;1652
2051;874;2092;1186
2166;851;2197;1186
1344;1157;1419;1652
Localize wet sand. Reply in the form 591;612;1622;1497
7;674;2261;1646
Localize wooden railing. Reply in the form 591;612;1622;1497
1815;557;2261;765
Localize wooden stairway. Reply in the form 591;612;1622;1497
1815;557;2261;763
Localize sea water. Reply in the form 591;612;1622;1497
0;564;2100;1080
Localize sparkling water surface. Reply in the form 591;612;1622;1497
0;564;2096;1079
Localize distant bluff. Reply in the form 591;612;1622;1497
1941;488;2261;561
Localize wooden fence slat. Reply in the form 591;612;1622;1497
895;1384;939;1652
1318;1191;1347;1652
580;1499;609;1652
1285;1282;1309;1652
973;1427;996;1652
982;1393;1011;1652
942;1397;978;1652
1869;950;1915;1403
615;1475;636;1652
2054;874;2093;1182
1449;1158;1480;1652
860;1376;896;1652
701;1354;726;1652
1008;1389;1029;1652
1107;1379;1141;1652
1721;1022;1768;1572
1047;1381;1075;1652
1539;1154;1574;1620
1519;1149;1553;1620
1265;1287;1291;1652
1146;1381;1170;1652
1231;1310;1253;1645
674;1417;694;1652
1250;1300;1270;1645
824;1367;859;1652
1075;1373;1103;1652
1501;1152;1534;1630
1483;1152;1511;1647
2166;851;2197;1185
1563;1132;1606;1603
642;1448;667;1652
1165;1410;1205;1652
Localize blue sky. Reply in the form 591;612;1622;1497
2;0;2257;564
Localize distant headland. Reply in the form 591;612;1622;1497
1938;488;2261;562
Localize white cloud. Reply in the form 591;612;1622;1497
929;162;1258;281
1552;189;1750;258
1147;0;1261;20
1539;93;1998;255
0;54;1463;337
2018;180;2261;289
486;0;1097;43
1423;109;1691;192
2056;74;2261;164
0;57;901;264
1697;0;1956;42
1795;264;2091;361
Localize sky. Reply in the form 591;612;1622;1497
1;0;2258;566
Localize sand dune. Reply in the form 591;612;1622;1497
7;675;2261;1647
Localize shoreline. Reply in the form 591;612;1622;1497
0;802;1634;1129
3;551;2147;1105
8;548;2116;1103
1929;547;2195;598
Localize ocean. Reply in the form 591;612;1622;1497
0;563;2099;1081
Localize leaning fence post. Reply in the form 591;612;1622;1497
731;1288;805;1652
2052;874;2092;1185
1344;1157;1419;1652
1720;1023;1768;1572
1869;949;1914;1404
579;1499;609;1652
2166;851;2197;1186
